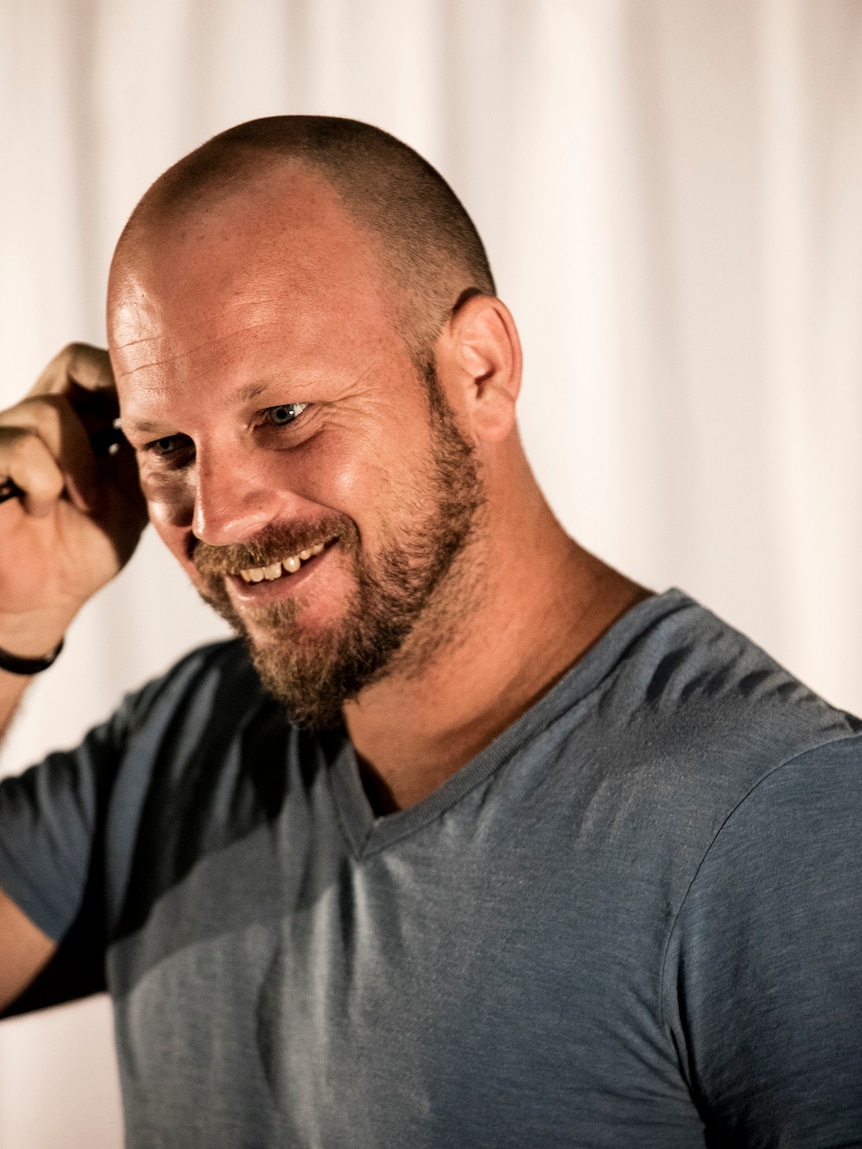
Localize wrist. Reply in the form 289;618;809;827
0;607;73;665
0;638;64;676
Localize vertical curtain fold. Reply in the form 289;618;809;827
1;3;860;1144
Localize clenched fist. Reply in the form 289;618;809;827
0;343;147;660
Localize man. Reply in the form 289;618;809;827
0;117;859;1146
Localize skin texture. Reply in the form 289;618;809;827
117;117;497;372
109;162;650;810
0;344;147;1008
189;366;486;731
0;136;649;1004
0;890;55;1012
0;345;145;659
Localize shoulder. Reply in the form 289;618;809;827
111;637;275;746
594;589;861;800
668;730;862;941
609;590;857;734
659;731;862;1139
0;637;278;876
627;600;862;1136
531;590;862;932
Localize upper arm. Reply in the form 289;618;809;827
0;715;125;1015
664;737;862;1144
0;885;56;1012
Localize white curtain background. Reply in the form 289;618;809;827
1;1;860;1144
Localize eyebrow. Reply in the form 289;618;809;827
234;381;269;402
122;381;274;434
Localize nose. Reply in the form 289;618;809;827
191;447;286;546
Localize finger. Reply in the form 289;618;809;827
29;342;115;398
0;396;99;511
0;478;24;504
28;345;119;463
0;428;66;518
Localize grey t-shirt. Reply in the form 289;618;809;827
1;589;861;1147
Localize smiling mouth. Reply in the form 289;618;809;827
237;540;329;584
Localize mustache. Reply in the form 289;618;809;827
193;515;357;577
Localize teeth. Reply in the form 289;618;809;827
239;540;328;584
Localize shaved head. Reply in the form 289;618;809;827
106;117;500;727
113;115;495;364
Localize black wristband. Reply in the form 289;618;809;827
0;639;64;676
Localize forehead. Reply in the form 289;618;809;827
108;167;400;405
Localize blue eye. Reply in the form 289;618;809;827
265;403;307;426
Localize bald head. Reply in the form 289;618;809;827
112;116;495;363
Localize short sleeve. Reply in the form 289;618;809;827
0;704;138;1014
662;735;862;1147
0;640;256;1015
0;710;129;943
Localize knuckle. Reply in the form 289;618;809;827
66;341;93;367
69;341;110;369
51;342;87;375
30;342;113;399
1;428;63;496
2;396;63;436
0;422;32;445
2;425;43;461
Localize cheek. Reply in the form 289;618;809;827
141;471;195;528
300;426;411;518
143;479;197;569
150;512;193;570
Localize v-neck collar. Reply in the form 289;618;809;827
329;589;691;859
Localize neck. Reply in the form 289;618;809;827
343;487;650;813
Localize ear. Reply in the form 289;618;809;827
435;295;522;443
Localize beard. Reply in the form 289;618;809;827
192;366;485;729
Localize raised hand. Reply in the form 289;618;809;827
0;343;147;660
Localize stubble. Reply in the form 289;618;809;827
192;369;485;729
